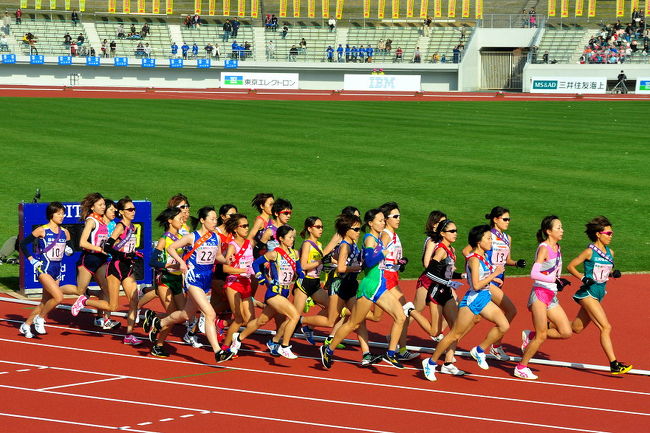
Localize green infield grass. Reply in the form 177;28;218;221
1;98;648;291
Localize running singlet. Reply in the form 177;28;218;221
304;240;324;278
85;213;108;251
162;232;183;276
334;240;361;280
269;248;300;286
434;244;457;280
380;229;402;272
186;231;220;275
36;226;66;263
114;222;137;254
532;243;562;292
465;253;493;292
264;220;280;251
488;229;510;268
227;240;254;278
584;244;613;287
421;236;437;263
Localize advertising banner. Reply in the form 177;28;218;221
635;78;650;94
343;74;421;91
221;72;299;89
530;77;607;93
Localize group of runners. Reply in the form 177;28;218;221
18;192;633;381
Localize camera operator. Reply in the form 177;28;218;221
616;70;628;93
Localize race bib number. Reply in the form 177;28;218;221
45;242;65;261
278;261;294;284
492;245;508;266
592;262;612;284
196;245;218;265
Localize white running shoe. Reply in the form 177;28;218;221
198;314;206;334
33;315;46;335
102;319;121;330
440;363;466;376
402;301;415;317
521;330;533;353
421;358;437;382
431;333;445;343
19;322;34;339
135;309;141;325
230;333;241;354
278;345;298;359
183;330;202;348
514;365;538;380
470;346;489;370
489;345;509;361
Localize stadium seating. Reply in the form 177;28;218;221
11;17;89;56
536;27;588;64
425;26;473;63
179;24;255;59
346;26;420;62
95;20;172;58
265;25;335;62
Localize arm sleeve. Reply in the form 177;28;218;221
295;260;305;280
362;247;384;269
20;233;37;258
253;255;270;284
66;240;74;250
149;249;166;270
103;237;127;260
424;260;452;287
530;263;556;283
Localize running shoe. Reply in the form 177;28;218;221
123;334;143;346
320;345;333;369
102;319;121;330
278;345;298;359
198;314;206;334
266;339;280;357
94;317;104;327
440;363;466;376
19;322;33;339
183;330;202;348
521;330;533;353
397;350;420;361
402;301;415;317
230;333;242;354
470;346;489;370
324;337;345;350
383;353;405;369
431;333;445;343
71;294;87;316
33;315;46;335
421;358;437;381
514;365;538;380
216;349;234;363
148;317;161;343
610;361;633;375
301;325;316;345
150;345;169;358
489;345;509;361
134;309;141;325
360;353;383;367
142;309;155;333
303;297;315;313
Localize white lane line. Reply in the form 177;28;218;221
159;418;174;422
16;369;31;372
179;414;194;418
137;422;153;426
38;376;126;391
0;411;158;432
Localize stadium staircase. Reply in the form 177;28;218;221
168;24;183;47
4;28;19;54
335;26;348;50
416;34;429;62
82;22;101;54
537;27;587;63
253;26;266;61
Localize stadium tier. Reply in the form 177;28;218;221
179;23;255;59
10;18;89;56
95;20;171;58
536;28;588;64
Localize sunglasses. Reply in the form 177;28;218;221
350;227;361;232
387;214;401;219
177;204;190;210
280;210;293;215
442;229;457;233
501;217;511;222
123;207;136;212
599;231;613;236
239;224;250;229
312;225;323;229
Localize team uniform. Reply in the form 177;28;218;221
185;231;220;293
528;243;562;310
33;226;67;279
357;234;387;303
106;222;138;281
487;229;510;286
573;244;613;303
224;240;255;298
253;216;277;257
296;240;324;297
415;237;437;301
76;213;109;274
328;240;361;302
153;232;184;296
427;244;461;305
380;229;402;290
255;248;303;302
459;253;494;315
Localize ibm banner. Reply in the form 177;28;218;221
343;74;422;92
220;72;299;89
530;76;606;94
19;201;152;295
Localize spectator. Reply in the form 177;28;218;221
192;14;201;28
109;40;116;57
205;43;214;58
231;17;240;38
288;44;298;61
358;45;365;62
366;44;373;62
281;25;288;39
89;46;95;56
214;42;220;59
328;17;336;32
351;45;358;62
0;34;9;52
70;41;77;56
326;45;334;62
63;32;72;45
378;39;385;53
385;38;392;52
423;16;432;36
336;44;343;62
299;37;307;53
181;42;189;59
266;40;275;59
264;14;272;30
244;41;251;59
413;46;421;63
345;43;350;62
632;8;641;24
71;9;79;26
101;39;108;57
135;42;144;57
222;20;232;42
270;14;278;31
431;52;440;63
77;33;85;46
141;23;150;38
171;41;178;57
23;32;37;54
3;11;12;35
543;51;549;63
394;46;403;62
130;24;136;35
529;8;537;28
521;9;529;28
117;24;125;39
192;42;199;58
15;8;22;25
184;15;192;29
144;43;151;58
452;45;461;63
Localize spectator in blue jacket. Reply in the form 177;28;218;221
181;42;190;59
345;44;351;62
366;44;373;62
336;44;344;62
358;46;365;62
326;45;334;62
192;43;199;58
351;45;358;62
171;42;178;57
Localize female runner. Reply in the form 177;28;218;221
94;198;120;330
421;225;507;382
248;193;274;255
19;202;76;338
407;219;465;375
228;225;303;360
320;209;408;369
146;206;227;359
73;197;143;345
516;216;573;380
566;216;632;375
167;193;192;235
219;214;256;359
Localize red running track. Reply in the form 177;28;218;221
0;275;648;433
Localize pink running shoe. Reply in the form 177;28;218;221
123;334;143;346
514;364;538;380
71;295;87;317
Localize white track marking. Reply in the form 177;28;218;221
38;376;126;391
0;411;158;432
